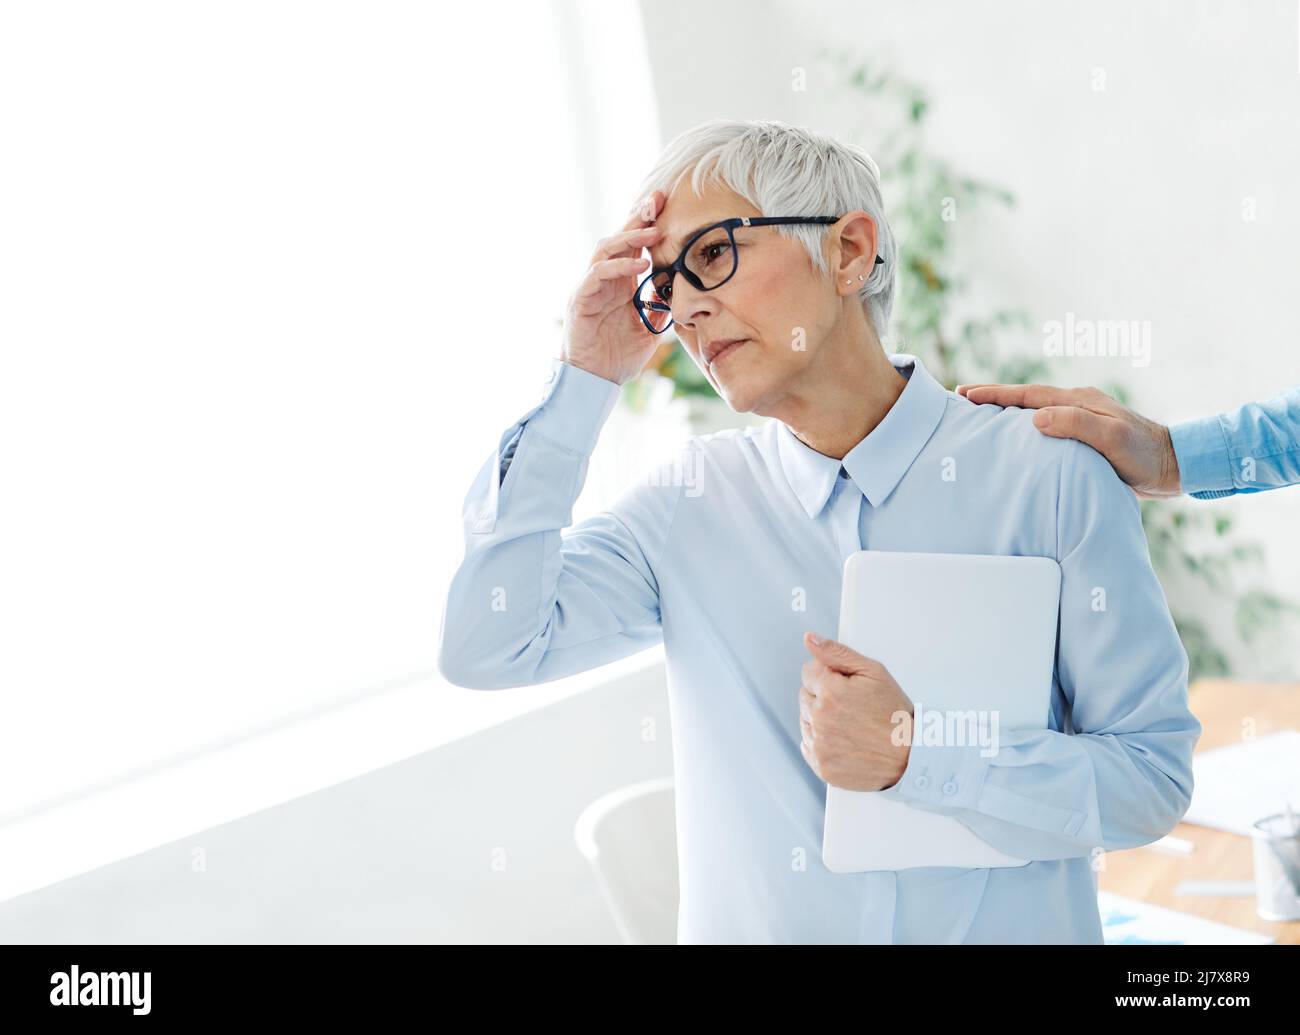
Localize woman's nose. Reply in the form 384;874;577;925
670;281;716;327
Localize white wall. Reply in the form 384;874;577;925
641;0;1300;678
0;663;671;943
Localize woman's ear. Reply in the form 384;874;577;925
832;210;879;291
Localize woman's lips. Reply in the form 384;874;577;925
708;339;749;368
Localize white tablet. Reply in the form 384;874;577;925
822;550;1062;873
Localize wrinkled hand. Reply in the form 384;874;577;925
560;190;667;386
955;383;1182;498
798;632;914;791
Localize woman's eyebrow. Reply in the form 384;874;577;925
651;220;721;270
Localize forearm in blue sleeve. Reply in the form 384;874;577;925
1170;386;1300;499
438;358;679;689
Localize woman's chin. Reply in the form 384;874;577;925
711;368;764;415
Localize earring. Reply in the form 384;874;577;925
858;274;866;281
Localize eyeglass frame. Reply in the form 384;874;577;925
632;215;885;335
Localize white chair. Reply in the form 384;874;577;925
573;776;679;944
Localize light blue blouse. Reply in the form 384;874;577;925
438;352;1200;943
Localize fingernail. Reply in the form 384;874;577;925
808;632;823;645
1034;410;1051;428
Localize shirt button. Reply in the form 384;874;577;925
942;780;958;795
914;775;929;790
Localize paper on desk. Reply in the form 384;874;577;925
1097;892;1273;945
1182;729;1300;836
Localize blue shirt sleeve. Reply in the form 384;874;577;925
1169;387;1300;499
878;439;1201;860
437;358;682;689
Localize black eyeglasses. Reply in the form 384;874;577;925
632;215;884;335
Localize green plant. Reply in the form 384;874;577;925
821;48;1299;680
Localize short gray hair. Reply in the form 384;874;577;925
634;119;897;342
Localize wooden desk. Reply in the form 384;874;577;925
1096;679;1300;943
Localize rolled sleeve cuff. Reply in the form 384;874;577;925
879;736;991;811
524;358;622;456
1169;414;1235;498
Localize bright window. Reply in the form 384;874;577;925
0;0;662;829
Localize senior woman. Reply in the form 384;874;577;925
437;119;1199;945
